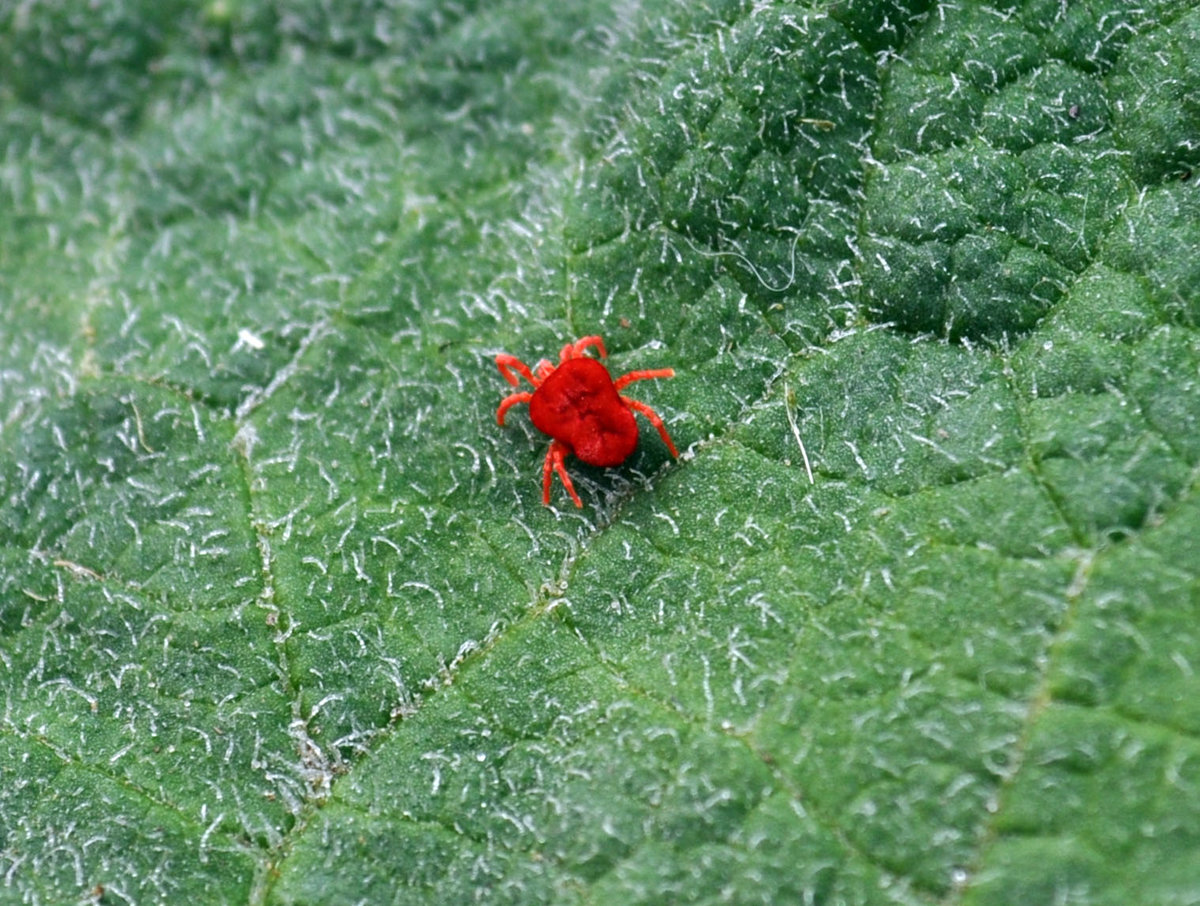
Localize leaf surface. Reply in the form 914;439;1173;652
2;1;1198;904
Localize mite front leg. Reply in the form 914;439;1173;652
496;392;533;425
560;335;607;362
496;355;539;388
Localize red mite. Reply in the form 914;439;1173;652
496;336;679;507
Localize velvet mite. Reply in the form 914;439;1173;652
495;335;679;507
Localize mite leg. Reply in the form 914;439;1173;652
534;358;555;381
543;439;582;507
622;397;679;457
496;392;533;425
560;335;607;362
496;355;538;387
612;367;673;391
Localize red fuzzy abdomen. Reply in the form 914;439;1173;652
529;358;638;467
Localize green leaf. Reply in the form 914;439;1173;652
2;1;1198;904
